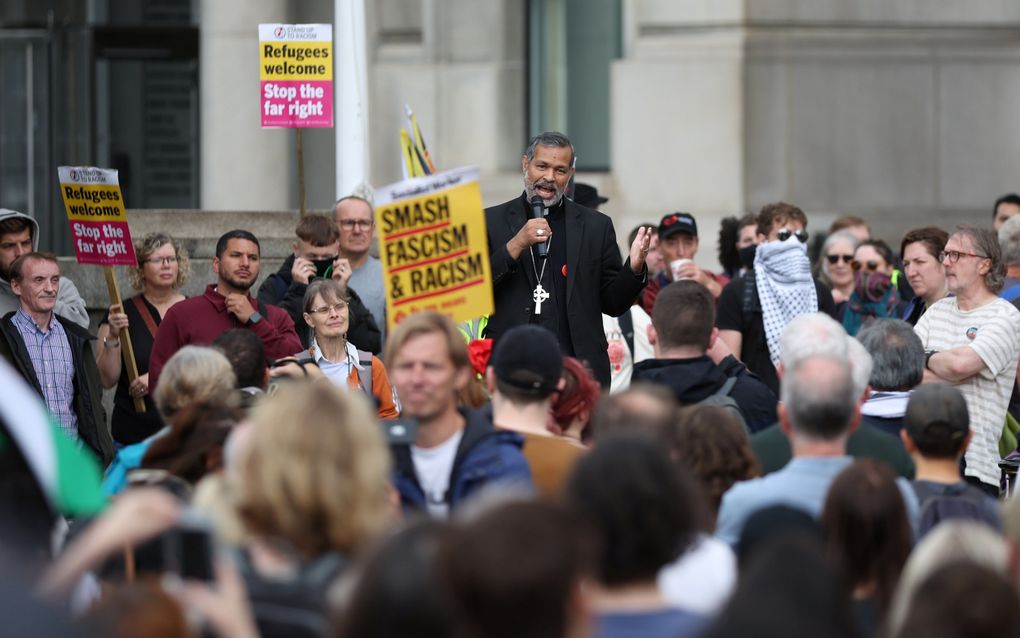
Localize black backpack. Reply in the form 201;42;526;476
238;549;348;638
692;376;748;433
911;481;1001;538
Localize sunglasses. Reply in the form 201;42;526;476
826;254;853;265
777;228;809;243
851;260;881;272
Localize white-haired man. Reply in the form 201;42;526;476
717;313;919;546
916;225;1020;496
748;313;914;478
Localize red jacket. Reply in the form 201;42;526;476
149;284;302;391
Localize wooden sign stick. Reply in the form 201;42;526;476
103;267;145;412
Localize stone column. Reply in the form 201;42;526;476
611;2;747;218
199;0;290;210
370;0;526;188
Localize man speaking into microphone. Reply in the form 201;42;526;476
484;131;652;387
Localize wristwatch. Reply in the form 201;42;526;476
103;336;121;348
924;350;937;368
247;311;264;325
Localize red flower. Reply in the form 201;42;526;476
467;339;493;376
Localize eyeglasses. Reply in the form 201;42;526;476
826;254;853;265
777;228;809;243
145;256;180;266
938;250;987;264
338;219;373;231
851;260;881;272
309;301;348;315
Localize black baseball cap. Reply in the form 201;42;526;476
658;212;698;239
491;325;563;397
904;384;970;456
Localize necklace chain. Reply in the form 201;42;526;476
528;222;550;283
529;242;548;284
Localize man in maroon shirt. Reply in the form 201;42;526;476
148;230;301;391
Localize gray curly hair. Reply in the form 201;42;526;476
953;225;1005;293
128;232;191;291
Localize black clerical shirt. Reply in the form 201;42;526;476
532;200;573;356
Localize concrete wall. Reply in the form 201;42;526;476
611;30;746;216
199;0;290;210
744;26;1020;244
197;0;527;209
371;0;526;185
606;0;1020;268
192;0;1020;272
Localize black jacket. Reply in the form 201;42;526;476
484;194;646;387
0;312;115;466
632;354;778;433
860;414;905;439
256;254;382;353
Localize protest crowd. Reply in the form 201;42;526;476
4;132;1020;638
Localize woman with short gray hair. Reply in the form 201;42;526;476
298;277;399;419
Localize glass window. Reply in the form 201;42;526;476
528;0;621;171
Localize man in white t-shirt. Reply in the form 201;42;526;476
603;305;653;394
385;312;532;518
915;225;1020;494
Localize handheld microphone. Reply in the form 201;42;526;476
529;196;549;259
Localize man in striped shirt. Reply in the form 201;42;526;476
0;253;113;465
915;225;1020;496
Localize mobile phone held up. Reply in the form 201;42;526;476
159;509;215;582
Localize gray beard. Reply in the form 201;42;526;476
525;185;563;208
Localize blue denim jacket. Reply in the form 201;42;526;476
392;407;533;515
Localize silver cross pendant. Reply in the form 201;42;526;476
533;284;550;315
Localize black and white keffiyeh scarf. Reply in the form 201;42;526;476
754;237;818;366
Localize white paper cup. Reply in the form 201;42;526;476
670;258;693;280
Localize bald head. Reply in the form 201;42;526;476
780;355;856;441
592;383;677;441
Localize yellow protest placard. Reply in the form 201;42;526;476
375;167;493;328
58;165;144;409
57;166;135;266
258;24;332;81
258;24;333;128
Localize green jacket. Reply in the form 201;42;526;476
750;422;914;479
